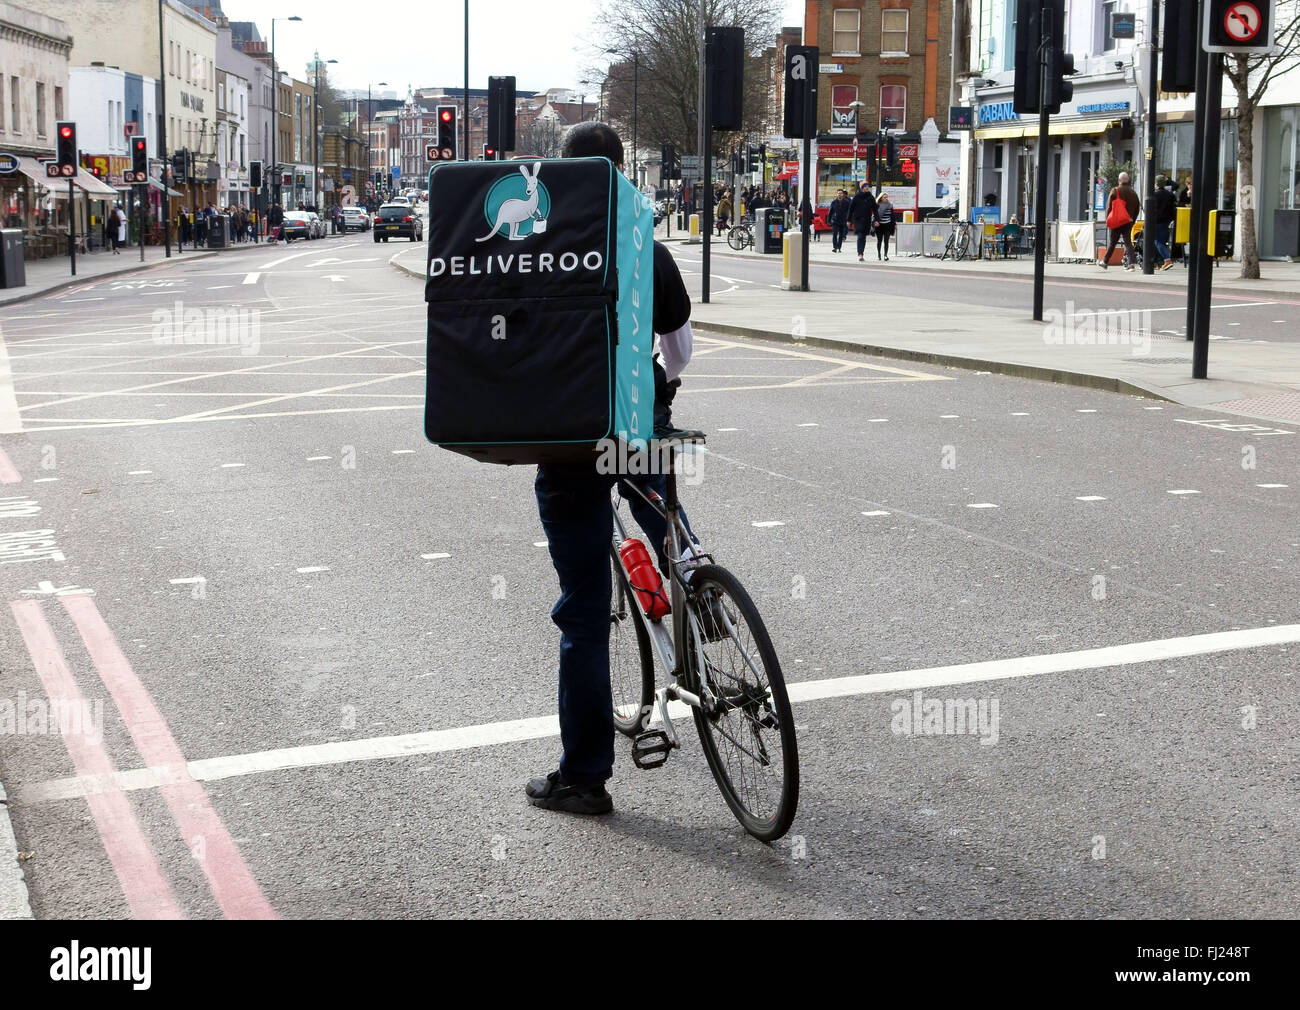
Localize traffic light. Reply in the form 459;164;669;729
483;144;497;161
436;105;457;161
130;137;148;182
783;45;818;140
487;76;516;152
1013;0;1045;114
1162;0;1200;91
1204;0;1276;53
250;160;262;189
172;150;187;182
1043;0;1074;114
661;143;679;180
54;121;77;177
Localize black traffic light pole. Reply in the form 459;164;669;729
1190;49;1223;379
1032;10;1051;321
1142;0;1160;275
68;180;76;276
800;74;812;293
138;182;146;262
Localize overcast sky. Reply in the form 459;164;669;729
226;1;805;98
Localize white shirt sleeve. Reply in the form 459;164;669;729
658;321;693;382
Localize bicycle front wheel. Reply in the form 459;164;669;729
955;231;972;261
684;564;798;842
727;226;748;251
610;545;655;736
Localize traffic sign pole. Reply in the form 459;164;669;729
68;180;76;276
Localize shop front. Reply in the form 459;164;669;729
812;138;920;229
1256;105;1299;259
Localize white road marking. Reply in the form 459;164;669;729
1140;300;1277;313
940;414;959;419
532;541;548;548
421;553;451;560
862;510;892;516
752;520;785;527
21;624;1300;803
1076;496;1107;501
0;322;25;434
1256;483;1289;488
296;566;330;574
797;423;819;427
32;477;57;483
391;449;416;454
306;455;331;461
869;418;889;422
128;470;153;475
1144;406;1164;410
169;577;205;585
1077;409;1098;413
717;427;741;431
967;503;999;509
220;463;245;469
242;273;261;285
1168;489;1201;495
1011;412;1030;416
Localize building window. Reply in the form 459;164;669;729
882;10;909;54
1098;0;1119;52
0;78;5;131
35;82;45;136
880;85;906;128
218;82;224;110
12;77;21;134
54;85;63;120
831;84;859;133
832;9;861;55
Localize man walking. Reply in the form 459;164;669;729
849;182;877;262
1099;171;1141;271
1146;175;1177;271
828;189;850;253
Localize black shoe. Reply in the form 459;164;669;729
525;770;613;815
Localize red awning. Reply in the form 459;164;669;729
774;169;797;180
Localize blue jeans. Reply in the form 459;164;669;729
831;223;848;250
535;465;695;785
1154;220;1171;263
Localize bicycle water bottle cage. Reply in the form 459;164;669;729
631;729;675;770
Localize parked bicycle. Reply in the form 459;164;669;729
609;430;799;842
941;218;974;261
727;214;755;252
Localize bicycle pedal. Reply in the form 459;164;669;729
631;730;675;770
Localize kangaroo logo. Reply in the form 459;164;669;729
476;161;551;242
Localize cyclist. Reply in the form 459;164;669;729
527;122;700;816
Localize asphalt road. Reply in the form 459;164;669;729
0;238;1296;919
671;240;1300;345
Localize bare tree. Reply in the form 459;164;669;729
591;0;784;155
1223;2;1300;278
526;117;566;159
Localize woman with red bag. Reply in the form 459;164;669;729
1099;172;1142;271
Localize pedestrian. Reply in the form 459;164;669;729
525;122;706;816
849;181;877;262
1099;171;1141;271
268;201;285;243
828;189;850;253
716;190;732;235
1146;174;1177;271
873;192;895;261
115;204;127;253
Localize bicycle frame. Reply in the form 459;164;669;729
610;445;719;741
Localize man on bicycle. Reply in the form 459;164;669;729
527;122;699;816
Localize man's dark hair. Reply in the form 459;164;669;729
562;121;624;164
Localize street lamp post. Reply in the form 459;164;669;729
311;56;336;212
850;100;867;183
157;0;171;256
365;82;387;201
269;15;302;211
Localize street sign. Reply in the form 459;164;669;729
1203;0;1275;52
680;155;704;170
0;153;17;174
948;106;974;131
1111;12;1137;38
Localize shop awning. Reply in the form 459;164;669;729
14;156;54;185
975;119;1119;141
149;178;184;198
13;157;120;197
72;172;119;198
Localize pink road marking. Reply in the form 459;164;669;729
60;595;278;920
10;600;184;920
0;445;20;483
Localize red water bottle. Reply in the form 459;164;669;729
618;538;671;620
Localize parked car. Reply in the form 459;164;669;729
340;207;371;232
304;211;326;238
373;203;424;242
280;212;313;241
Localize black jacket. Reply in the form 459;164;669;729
828;197;850;226
1146;186;1176;225
849;189;877;232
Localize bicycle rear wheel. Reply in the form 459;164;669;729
727;226;749;251
955;230;972;261
610;545;655;737
684;564;798;842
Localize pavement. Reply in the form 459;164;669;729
0;244;1296;919
392;237;1300;426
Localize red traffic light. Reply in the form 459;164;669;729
440;109;453;122
134;139;146;151
59;125;73;139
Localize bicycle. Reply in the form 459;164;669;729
726;214;754;251
608;429;799;842
940;218;974;261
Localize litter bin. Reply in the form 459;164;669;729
0;229;24;289
207;215;229;249
759;206;784;254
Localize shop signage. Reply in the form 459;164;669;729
949;106;975;131
979;101;1019;124
1077;101;1131;114
817;143;919;159
0;153;17;174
